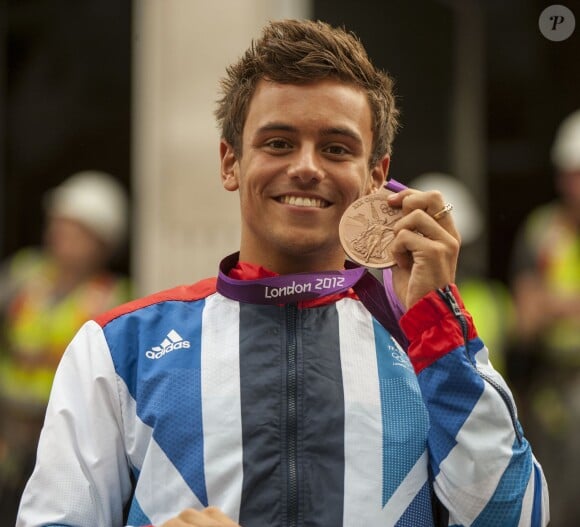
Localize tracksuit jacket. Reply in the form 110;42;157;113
17;260;549;527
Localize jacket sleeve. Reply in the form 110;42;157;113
400;285;550;527
16;320;139;527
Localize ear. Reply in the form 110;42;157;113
368;155;390;193
220;139;239;191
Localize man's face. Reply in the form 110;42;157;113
44;216;108;273
220;78;389;272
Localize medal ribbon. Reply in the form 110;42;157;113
217;253;366;304
216;252;408;350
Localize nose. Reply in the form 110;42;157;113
287;145;324;184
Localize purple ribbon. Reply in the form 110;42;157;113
217;253;366;305
216;253;409;350
385;178;407;193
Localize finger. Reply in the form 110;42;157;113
394;208;460;246
159;509;198;527
204;507;241;525
387;190;460;241
390;228;459;281
386;187;439;213
171;507;238;526
432;202;454;221
390;228;454;267
389;229;458;306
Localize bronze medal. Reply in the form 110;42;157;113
339;191;403;268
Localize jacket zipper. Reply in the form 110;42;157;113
436;286;523;443
285;304;299;527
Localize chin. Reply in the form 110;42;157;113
281;237;341;260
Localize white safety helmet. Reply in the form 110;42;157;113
45;170;129;249
408;172;483;245
551;109;580;172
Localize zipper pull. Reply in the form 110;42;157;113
437;285;462;317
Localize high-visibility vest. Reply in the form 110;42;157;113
0;248;131;407
522;204;580;364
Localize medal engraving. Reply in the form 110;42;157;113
339;191;403;268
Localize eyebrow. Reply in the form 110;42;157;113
256;122;364;145
320;126;363;146
256;122;296;134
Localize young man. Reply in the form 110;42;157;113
17;19;548;527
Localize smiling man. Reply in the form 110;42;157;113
17;19;549;527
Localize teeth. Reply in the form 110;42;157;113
279;195;328;208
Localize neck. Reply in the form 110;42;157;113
238;248;346;275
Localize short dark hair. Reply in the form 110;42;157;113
215;19;399;167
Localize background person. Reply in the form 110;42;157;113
0;170;132;525
510;108;580;526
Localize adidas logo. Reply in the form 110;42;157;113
145;329;190;360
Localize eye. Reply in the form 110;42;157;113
264;138;293;152
324;144;350;156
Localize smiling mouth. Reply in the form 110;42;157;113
277;195;330;208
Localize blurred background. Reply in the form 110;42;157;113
0;1;579;524
0;0;578;294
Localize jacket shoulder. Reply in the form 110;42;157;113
94;277;217;327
